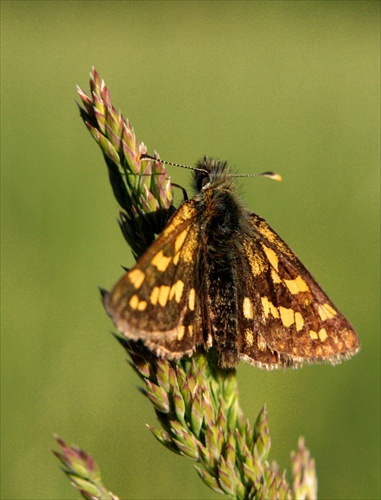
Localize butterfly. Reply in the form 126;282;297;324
103;156;360;369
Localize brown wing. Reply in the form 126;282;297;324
104;200;204;360
237;213;360;369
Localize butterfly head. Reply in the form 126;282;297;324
193;157;231;192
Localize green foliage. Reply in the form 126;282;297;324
77;69;173;258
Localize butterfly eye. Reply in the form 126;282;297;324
197;173;210;191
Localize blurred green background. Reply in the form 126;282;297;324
1;1;379;499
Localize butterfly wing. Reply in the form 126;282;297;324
237;213;360;369
104;200;204;360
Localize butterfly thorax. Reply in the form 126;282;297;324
193;158;251;368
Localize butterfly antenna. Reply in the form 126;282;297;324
138;153;208;174
231;171;282;182
138;154;281;181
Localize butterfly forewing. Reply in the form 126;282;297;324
237;213;359;368
105;200;204;359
